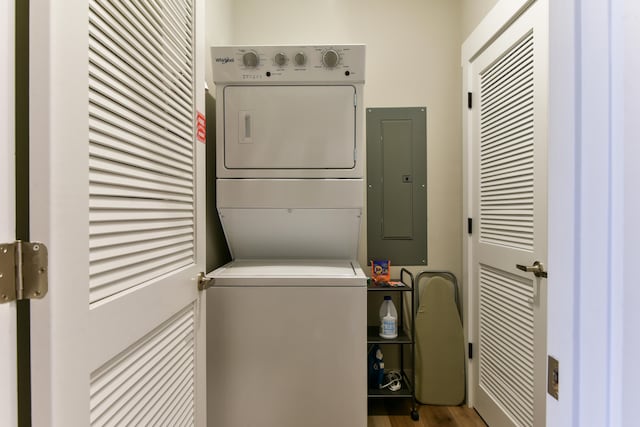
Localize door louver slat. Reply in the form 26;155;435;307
147;0;194;52
481;66;533;112
481;90;533;128
480;128;533;156
92;0;193;97
94;170;192;200
480;37;533;92
89;94;192;153
90;185;193;205
479;265;534;427
89;197;193;211
90;157;191;186
89;0;195;304
89;35;192;119
90;252;194;302
90;304;195;426
90;227;195;249
479;31;535;252
89;4;192;105
89;135;192;177
90;70;193;141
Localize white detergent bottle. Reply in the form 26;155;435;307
379;296;398;339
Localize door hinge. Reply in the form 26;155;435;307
468;342;473;359
197;272;215;291
467;218;473;235
467;92;473;109
0;241;48;303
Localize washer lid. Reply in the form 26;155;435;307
207;259;366;287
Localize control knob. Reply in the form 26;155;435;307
322;49;340;68
274;52;287;67
242;51;259;68
294;52;307;67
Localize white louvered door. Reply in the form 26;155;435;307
469;1;548;426
29;0;206;425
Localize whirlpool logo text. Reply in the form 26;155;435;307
215;57;234;64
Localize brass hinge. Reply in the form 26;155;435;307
0;241;48;303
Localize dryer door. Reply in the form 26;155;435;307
223;85;356;170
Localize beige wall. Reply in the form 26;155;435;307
461;0;500;40
205;0;232;88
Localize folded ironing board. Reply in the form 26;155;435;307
415;274;465;405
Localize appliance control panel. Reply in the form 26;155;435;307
212;45;365;83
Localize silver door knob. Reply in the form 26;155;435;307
516;261;548;278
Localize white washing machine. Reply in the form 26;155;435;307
207;45;367;427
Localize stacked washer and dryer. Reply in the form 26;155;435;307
207;45;367;427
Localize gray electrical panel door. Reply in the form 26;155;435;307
367;107;427;265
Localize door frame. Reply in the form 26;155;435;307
1;0;17;423
547;0;640;426
465;1;640;426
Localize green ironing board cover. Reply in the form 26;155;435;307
415;276;465;405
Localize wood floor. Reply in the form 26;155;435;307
368;401;487;427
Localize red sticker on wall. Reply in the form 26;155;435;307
196;111;206;143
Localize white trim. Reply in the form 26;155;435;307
618;6;640;427
607;0;639;426
461;0;532;65
29;0;90;424
1;0;15;242
547;0;640;426
0;0;17;424
547;2;613;426
546;0;579;426
577;0;613;420
193;0;207;423
460;25;474;410
609;0;624;424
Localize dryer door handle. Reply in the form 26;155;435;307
239;111;253;143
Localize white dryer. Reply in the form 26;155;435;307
213;45;365;260
207;45;367;427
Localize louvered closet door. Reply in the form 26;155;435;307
29;0;206;425
470;1;548;426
